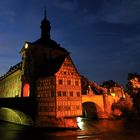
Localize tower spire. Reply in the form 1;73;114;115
44;8;47;20
40;9;51;39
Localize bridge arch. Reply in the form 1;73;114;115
0;107;33;126
82;102;104;119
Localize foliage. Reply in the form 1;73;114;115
81;75;102;95
126;73;140;95
127;73;140;80
125;73;140;118
132;92;140;117
89;82;102;95
102;80;120;88
81;75;89;94
112;93;135;118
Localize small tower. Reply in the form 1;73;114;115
40;9;51;39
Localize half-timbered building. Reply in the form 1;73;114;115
0;11;82;128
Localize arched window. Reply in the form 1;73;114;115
23;83;30;97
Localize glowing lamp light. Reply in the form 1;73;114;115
111;93;115;97
77;117;82;123
77;117;84;130
25;43;28;49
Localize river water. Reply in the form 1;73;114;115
0;118;140;140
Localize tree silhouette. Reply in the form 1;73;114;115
81;75;89;95
126;73;140;117
102;80;120;88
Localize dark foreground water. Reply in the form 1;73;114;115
0;118;140;140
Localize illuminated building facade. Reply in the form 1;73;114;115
0;11;82;128
0;63;22;98
35;55;82;127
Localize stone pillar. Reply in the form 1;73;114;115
103;94;112;116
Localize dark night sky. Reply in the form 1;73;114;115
0;0;140;87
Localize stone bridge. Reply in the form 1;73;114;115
0;95;116;126
82;94;115;118
0;97;36;126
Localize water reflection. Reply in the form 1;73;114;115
0;118;140;140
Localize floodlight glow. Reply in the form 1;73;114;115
25;43;28;49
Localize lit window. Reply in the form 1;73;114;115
58;91;61;96
63;91;66;96
67;80;71;85
23;83;30;97
58;79;63;85
70;91;73;96
75;80;79;86
77;92;80;97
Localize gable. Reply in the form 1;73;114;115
56;55;80;77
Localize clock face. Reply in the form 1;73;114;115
23;83;30;97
